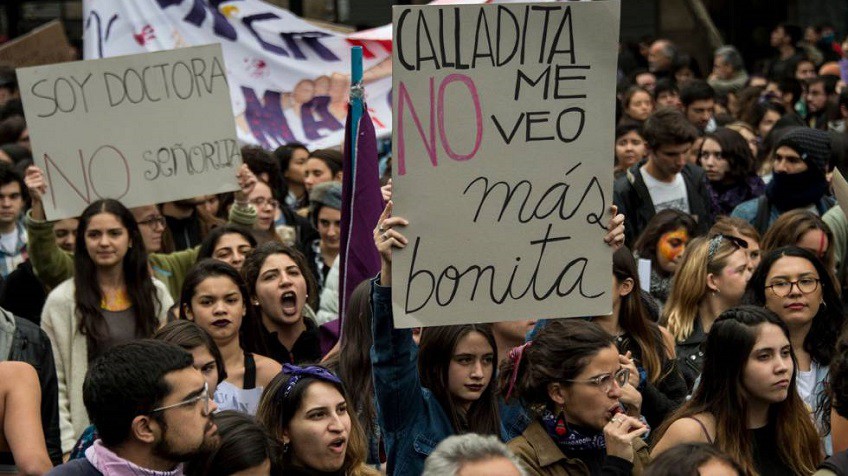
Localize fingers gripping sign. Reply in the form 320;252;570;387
374;201;409;287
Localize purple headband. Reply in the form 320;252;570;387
280;363;342;399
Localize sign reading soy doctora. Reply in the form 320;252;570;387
391;1;621;327
18;44;241;220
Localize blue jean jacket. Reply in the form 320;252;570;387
370;277;509;475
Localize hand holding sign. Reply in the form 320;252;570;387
25;165;48;221
375;201;409;287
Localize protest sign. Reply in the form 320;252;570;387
391;1;620;327
0;21;73;68
17;44;241;220
82;0;393;150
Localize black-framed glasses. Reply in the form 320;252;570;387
137;215;167;229
565;368;629;393
766;278;820;297
149;382;210;415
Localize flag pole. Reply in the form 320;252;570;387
349;46;364;163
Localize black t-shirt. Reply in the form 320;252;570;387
752;422;796;476
259;317;322;364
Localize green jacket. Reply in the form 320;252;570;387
26;204;256;301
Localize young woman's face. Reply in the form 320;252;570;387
698;138;731;183
447;331;495;410
54;218;79;252
190;346;220;397
758;110;781;139
84;212;131;269
284;381;351;473
248;181;277;231
742;323;792;405
625;91;653;121
710;249;751;305
254;253;308;327
303;158;334;192
656;228;689;274
317;207;341;254
737;234;761;272
735;127;759;160
187;276;246;343
212;233;253;271
614;131;647;170
285;148;309;186
560;345;623;431
763;256;822;330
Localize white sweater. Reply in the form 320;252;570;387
40;278;173;452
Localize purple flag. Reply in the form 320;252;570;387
339;105;382;328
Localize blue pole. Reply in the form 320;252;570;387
350;46;364;163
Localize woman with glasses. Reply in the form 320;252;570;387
40;199;173;454
663;235;752;391
500;319;650;475
746;246;844;454
697;127;765;217
248;178;293;246
651;306;821;476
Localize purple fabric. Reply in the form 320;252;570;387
339;105;383;333
319;318;341;356
706;175;766;216
87;440;183;476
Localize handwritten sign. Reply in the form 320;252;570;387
17;44;240;220
391;2;620;327
0;21;73;68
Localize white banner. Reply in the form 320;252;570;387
82;0;393;150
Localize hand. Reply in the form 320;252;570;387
604;205;625;251
374;201;408;286
603;414;648;462
235;164;257;204
381;178;392;203
620;352;640;388
618;383;643;417
25;165;47;220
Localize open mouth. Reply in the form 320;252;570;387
280;291;298;315
328;437;346;453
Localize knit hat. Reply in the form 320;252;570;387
309;181;342;211
775;127;831;175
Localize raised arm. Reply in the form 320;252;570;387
24;166;74;288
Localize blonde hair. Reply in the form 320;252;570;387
662;236;741;342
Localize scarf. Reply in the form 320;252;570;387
707;176;766;216
649;268;672;305
86;440;184;476
540;410;606;452
765;169;828;213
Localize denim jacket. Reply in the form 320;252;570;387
370;277;509;475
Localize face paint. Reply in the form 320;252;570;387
658;229;689;263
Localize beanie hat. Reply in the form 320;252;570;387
775;127;831;175
309;181;342;211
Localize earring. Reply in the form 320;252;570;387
555;409;568;436
283;441;290;454
821;300;828;311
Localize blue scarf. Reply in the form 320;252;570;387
540;410;606;452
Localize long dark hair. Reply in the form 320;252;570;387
185;410;274;476
154;319;227;383
74;199;161;360
325;280;376;436
418;324;500;436
651;306;820;476
613;247;671;383
179;259;269;358
242;241;319;312
746;246;844;366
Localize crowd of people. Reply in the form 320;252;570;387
0;18;847;476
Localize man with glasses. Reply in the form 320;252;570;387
49;340;219;475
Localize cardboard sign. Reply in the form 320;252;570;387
0;21;72;68
17;44;241;220
391;1;621;327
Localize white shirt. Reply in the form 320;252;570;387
641;167;690;214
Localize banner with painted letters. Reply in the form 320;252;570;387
391;1;621;327
82;0;393;150
18;44;241;220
